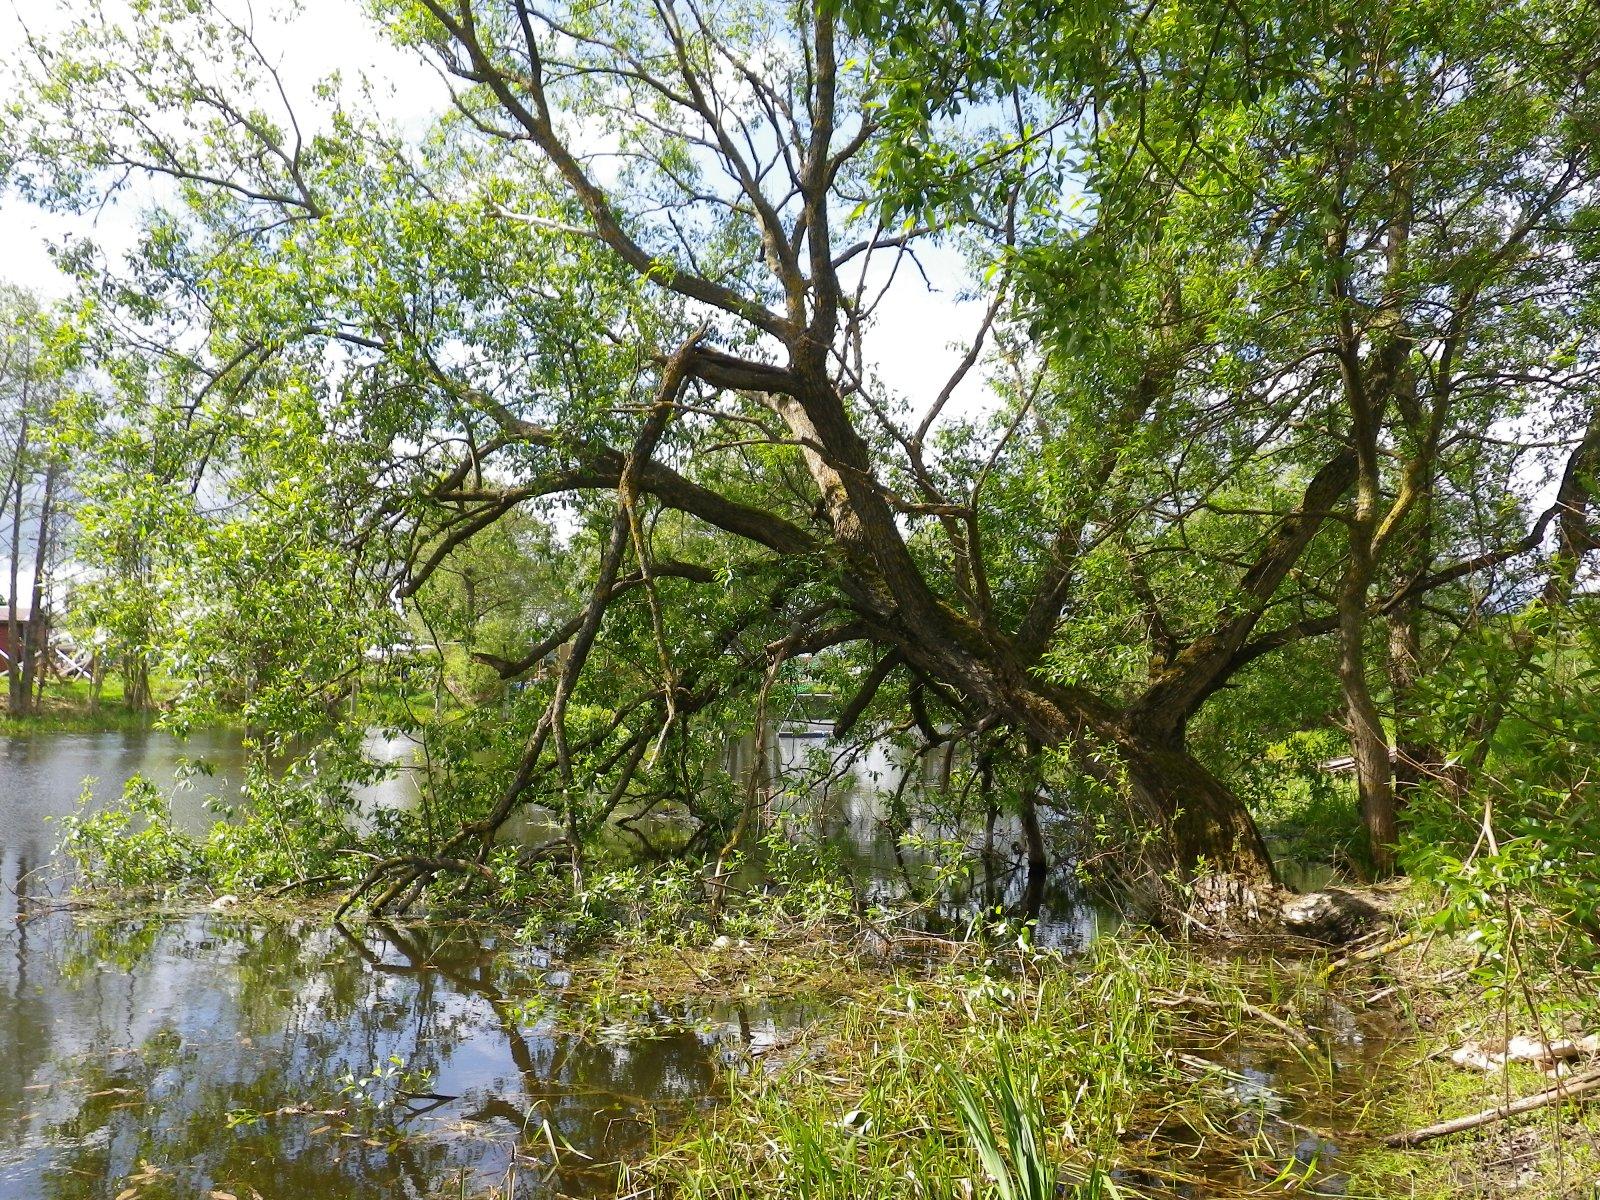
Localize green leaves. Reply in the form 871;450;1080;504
54;776;202;892
1401;604;1600;1005
944;1045;1059;1200
8;0;1600;916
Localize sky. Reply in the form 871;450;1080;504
0;0;985;386
0;0;445;297
0;1;990;608
0;1;72;297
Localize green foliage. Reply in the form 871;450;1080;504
643;937;1321;1197
336;1055;434;1115
7;0;1600;922
562;860;720;948
1236;729;1366;872
54;776;202;891
55;744;371;897
744;820;860;926
944;1046;1059;1200
197;745;369;891
1402;605;1600;1010
521;819;865;953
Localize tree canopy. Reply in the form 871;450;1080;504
4;0;1599;913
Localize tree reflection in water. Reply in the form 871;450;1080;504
0;911;804;1199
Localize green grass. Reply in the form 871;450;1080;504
617;889;1600;1200
0;676;170;733
349;679;463;729
0;670;455;736
1335;911;1600;1199
946;1047;1060;1200
628;937;1345;1198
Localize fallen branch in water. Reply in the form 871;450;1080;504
268;873;343;898
13;895;97;923
332;839;574;920
1151;992;1320;1054
334;854;500;920
1384;1068;1600;1148
1319;929;1425;981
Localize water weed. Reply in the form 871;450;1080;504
631;937;1351;1198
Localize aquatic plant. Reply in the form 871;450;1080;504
943;1046;1057;1200
635;937;1332;1197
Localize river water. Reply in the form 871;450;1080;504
0;728;1361;1198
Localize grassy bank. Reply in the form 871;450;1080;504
1339;927;1600;1198
553;889;1599;1200
44;794;1600;1197
623;936;1332;1197
0;675;429;735
0;677;174;733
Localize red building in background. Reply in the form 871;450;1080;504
0;602;36;668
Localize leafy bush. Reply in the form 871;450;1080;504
54;776;202;891
1235;728;1366;874
1402;608;1600;1012
564;860;718;947
55;748;369;897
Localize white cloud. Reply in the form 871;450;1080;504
854;239;990;426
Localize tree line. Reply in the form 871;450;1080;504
0;285;71;716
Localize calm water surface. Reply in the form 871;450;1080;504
0;908;818;1198
0;729;1364;1198
0;728;1100;1199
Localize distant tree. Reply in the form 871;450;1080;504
0;284;73;716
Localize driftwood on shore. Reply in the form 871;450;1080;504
1384;1068;1600;1148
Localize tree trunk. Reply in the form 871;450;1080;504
1012;740;1049;874
1327;182;1411;880
1336;451;1398;876
6;411;27;716
21;457;58;716
1339;591;1397;877
1386;602;1434;804
1017;864;1047;924
1120;736;1278;886
125;654;151;713
932;661;1279;888
1018;789;1048;873
1335;375;1400;879
29;617;47;713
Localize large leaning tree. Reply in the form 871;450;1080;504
853;0;1600;876
6;0;1599;904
